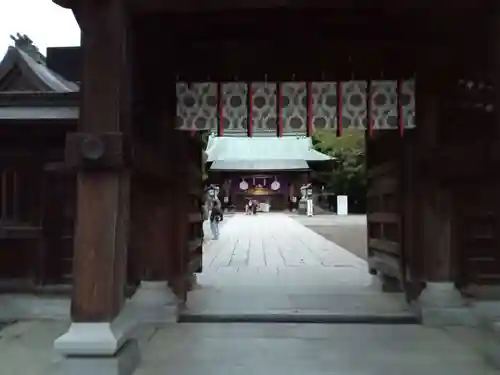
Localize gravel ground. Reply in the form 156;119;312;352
305;224;367;260
291;215;367;261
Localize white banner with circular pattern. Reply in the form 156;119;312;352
175;80;415;133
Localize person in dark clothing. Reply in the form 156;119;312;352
209;199;223;240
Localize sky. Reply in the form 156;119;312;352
0;0;80;56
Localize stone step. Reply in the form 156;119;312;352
179;311;420;324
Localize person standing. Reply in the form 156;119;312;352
210;199;223;240
247;199;253;215
306;196;313;217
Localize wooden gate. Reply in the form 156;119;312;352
366;132;405;285
177;79;417;296
172;131;205;300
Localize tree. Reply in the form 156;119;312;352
312;128;366;212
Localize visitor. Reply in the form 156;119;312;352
247;199;253;215
252;199;258;215
210;199;223;240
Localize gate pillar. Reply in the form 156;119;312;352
127;176;179;323
152;129;203;303
413;74;474;326
53;1;140;374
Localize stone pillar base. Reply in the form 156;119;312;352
416;282;478;326
53;315;140;375
53;339;139;375
378;274;403;293
187;274;200;291
126;281;179;323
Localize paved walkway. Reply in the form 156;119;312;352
1;213;499;375
185;213;412;319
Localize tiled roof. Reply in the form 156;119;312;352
0;46;79;93
0;106;78;120
16;48;79;92
206;136;332;163
210;159;310;171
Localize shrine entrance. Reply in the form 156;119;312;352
153;8;419;310
60;2;492;313
49;0;500;373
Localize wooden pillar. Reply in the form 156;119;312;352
492;5;500;140
70;0;131;323
417;74;449;282
415;65;469;324
400;132;424;299
130;177;172;281
415;66;458;286
54;0;140;370
127;174;179;322
169;131;191;301
164;131;205;301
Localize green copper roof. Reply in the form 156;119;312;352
210;159;310;171
205;136;332;163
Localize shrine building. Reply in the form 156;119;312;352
205;134;332;211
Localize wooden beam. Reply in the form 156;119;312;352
51;0;73;9
128;0;484;13
368;238;401;256
367;212;400;225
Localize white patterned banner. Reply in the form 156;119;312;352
176;80;415;133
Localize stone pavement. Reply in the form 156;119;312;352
184;213;413;320
135;323;496;375
1;320;498;375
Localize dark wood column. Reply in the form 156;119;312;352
130;176;172;282
165;130;205;301
493;5;500;140
167;131;187;300
416;68;457;285
68;0;132;322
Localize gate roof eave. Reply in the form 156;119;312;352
206;135;332;163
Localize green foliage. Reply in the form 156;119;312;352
199;131;213;181
312;129;366;211
200;131;212;150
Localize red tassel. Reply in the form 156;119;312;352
307;82;313;137
277;83;283;137
367;81;373;138
248;83;253;137
397;79;404;138
337;81;343;137
218;83;224;137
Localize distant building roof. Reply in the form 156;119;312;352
0;35;79;93
210;159;310;171
206;135;332;171
206;135;332;161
